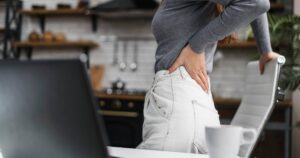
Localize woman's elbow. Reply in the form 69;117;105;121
252;0;270;14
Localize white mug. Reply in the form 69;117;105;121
205;125;257;158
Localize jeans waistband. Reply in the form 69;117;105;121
154;66;211;90
154;66;191;83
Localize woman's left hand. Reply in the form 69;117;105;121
259;52;281;74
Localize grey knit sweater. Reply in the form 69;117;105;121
152;0;272;73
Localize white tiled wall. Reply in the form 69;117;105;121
1;0;258;99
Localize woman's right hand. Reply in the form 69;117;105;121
168;44;209;93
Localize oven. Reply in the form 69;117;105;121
95;90;145;148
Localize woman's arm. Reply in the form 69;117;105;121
251;13;273;54
170;0;277;92
189;0;270;53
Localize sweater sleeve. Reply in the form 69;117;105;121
189;0;270;53
250;13;273;54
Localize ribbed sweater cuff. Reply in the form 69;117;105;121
188;37;206;54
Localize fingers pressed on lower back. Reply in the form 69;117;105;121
198;72;209;92
193;75;208;93
201;70;209;90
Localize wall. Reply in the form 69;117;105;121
294;1;300;15
293;1;300;158
1;0;256;99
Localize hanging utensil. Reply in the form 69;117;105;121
130;40;138;72
119;41;127;71
112;38;119;66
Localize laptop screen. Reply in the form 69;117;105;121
0;60;109;158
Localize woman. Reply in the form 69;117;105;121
137;0;280;154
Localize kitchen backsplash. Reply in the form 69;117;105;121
0;0;259;99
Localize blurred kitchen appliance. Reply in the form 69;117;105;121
111;79;126;93
97;89;146;147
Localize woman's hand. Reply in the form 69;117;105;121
259;52;281;74
168;44;209;93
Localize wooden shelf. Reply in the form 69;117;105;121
12;41;98;49
270;3;285;11
19;9;156;32
19;9;89;32
19;9;87;16
88;9;156;19
12;41;99;67
0;27;4;34
218;40;257;49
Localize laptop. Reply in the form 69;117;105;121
0;60;111;158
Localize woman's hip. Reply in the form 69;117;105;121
140;67;220;152
149;66;218;114
143;66;220;133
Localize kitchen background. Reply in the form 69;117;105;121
1;0;263;98
0;0;298;157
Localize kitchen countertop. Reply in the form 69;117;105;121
94;91;292;107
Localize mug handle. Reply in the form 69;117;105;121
240;128;257;145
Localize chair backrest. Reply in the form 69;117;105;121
230;57;285;157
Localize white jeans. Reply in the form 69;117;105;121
137;66;220;153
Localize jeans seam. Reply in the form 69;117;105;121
169;77;175;119
192;102;197;151
162;76;174;151
192;102;207;153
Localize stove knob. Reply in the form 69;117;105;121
128;102;135;109
112;100;122;109
99;101;106;107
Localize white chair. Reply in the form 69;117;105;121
230;56;286;157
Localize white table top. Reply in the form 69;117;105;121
0;147;242;158
108;147;209;158
108;147;243;158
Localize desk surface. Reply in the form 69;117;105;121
108;147;243;158
0;147;242;158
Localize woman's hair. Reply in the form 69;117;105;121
160;1;237;45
